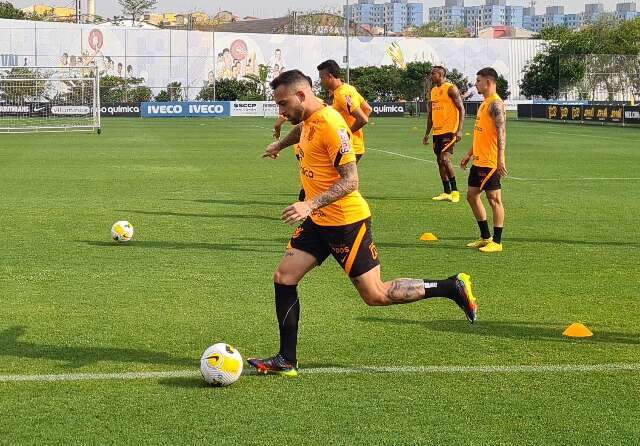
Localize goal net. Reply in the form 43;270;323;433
0;66;101;133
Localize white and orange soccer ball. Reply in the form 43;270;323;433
200;343;243;386
111;220;134;242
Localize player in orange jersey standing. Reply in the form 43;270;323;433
460;67;507;253
317;59;371;163
423;66;465;203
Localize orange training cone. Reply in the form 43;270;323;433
420;232;438;241
563;323;593;338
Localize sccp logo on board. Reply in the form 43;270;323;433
231;101;266;117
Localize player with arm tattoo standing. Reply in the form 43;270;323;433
460;67;507;253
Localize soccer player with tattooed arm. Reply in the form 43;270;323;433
461;67;508;253
250;69;479;376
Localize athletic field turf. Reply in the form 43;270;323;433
1;117;638;444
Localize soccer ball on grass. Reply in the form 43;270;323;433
111;221;134;242
200;343;243;386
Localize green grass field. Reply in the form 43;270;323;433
1;116;639;445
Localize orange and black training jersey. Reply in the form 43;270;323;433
430;82;460;136
472;93;503;168
296;105;371;226
332;83;366;155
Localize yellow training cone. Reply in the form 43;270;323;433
420;232;438;241
562;323;593;338
465;132;471;136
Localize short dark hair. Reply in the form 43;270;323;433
476;67;498;81
270;69;313;90
317;59;341;79
432;65;447;76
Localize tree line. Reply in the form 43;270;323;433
520;17;640;100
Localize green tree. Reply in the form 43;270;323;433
155;81;183;102
0;67;49;103
497;74;510;100
447;25;471;38
117;0;157;23
196;78;262;101
349;65;404;101
521;17;640;99
243;64;270;100
401;61;433;100
100;75;151;103
446;68;472;97
0;1;25;19
406;22;470;38
405;22;447;37
345;63;472;102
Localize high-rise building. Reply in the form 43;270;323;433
429;0;523;34
615;2;637;20
345;0;423;34
522;2;638;33
431;1;639;35
583;3;605;23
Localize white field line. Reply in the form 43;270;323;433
368;147;436;165
1;363;639;383
249;124;640;182
368;147;640;181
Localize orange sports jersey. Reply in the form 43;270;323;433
430;82;460;136
331;83;366;155
472;93;503;168
296;105;371;226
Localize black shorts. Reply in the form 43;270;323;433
468;165;501;191
433;133;456;156
288;217;380;278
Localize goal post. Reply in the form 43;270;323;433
0;66;101;133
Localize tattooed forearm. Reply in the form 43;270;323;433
387;279;426;304
490;101;506;155
278;123;302;150
309;162;359;211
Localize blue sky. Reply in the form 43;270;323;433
9;0;631;19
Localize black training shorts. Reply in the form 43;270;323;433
433;132;456;156
288;217;380;278
468;165;501;191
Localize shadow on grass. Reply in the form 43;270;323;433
158;377;209;389
0;326;197;368
166;198;285;206
117;209;281;222
443;236;638;248
80;240;281;253
233;237;458;251
364;195;425;202
236;236;288;245
357;317;640;345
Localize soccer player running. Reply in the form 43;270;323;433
250;70;478;377
317;59;371;163
423;66;465;203
460;67;507;253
